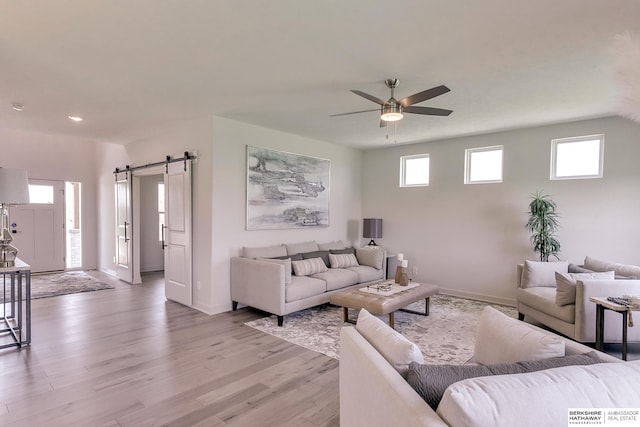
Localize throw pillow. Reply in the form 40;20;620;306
356;309;424;377
301;250;330;267
258;257;292;285
555;271;615;306
568;264;596;274
355;247;384;269
291;257;328;276
406;351;602;410
520;260;568;288
330;247;356;255
329;253;359;268
473;306;565;365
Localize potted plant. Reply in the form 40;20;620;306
525;191;561;262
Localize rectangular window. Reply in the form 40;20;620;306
551;134;604;180
400;154;430;187
465;146;503;184
28;184;54;204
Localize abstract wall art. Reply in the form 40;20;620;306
246;146;330;230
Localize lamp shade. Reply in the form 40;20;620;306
0;168;29;205
363;218;383;239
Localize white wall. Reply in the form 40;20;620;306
362;116;640;305
0;128;100;269
209;117;364;314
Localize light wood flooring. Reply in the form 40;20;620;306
0;271;339;426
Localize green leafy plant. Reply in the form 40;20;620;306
525;191;561;262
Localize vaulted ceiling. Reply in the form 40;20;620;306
1;1;639;148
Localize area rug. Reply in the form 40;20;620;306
245;295;517;363
0;271;114;302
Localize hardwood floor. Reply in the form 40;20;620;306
0;272;339;426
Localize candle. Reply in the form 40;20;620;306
397;253;404;261
401;260;408;268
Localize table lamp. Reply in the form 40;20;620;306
363;218;383;246
0;168;30;267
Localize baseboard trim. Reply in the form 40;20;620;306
437;287;516;307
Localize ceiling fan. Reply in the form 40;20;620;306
331;78;452;127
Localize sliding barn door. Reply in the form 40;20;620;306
114;174;133;283
163;161;192;306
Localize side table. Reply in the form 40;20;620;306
589;297;636;361
1;258;31;349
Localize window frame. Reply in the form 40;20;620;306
399;153;430;188
550;134;604;180
464;145;504;185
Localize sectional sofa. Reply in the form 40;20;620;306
230;240;386;325
340;306;639;427
516;256;640;342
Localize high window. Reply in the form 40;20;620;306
400;154;430;187
464;146;503;184
550;134;604;180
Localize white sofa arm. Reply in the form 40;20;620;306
575;279;640;342
340;327;447;427
230;257;286;316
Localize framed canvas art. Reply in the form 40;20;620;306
246;146;330;230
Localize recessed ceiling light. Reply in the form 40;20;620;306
11;103;24;112
67;115;83;122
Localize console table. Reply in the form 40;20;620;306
1;258;31;349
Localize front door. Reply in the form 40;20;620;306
9;179;65;273
163;161;192;306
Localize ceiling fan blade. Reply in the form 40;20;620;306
351;90;386;106
403;106;453;116
379;120;388;128
399;85;450;107
330;108;381;117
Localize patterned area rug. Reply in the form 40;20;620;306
245;294;517;363
0;271;114;302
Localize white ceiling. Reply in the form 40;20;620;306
1;1;639;149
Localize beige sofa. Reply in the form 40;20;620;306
340;307;638;427
516;257;640;343
230;240;386;326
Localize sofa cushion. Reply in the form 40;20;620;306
285;241;319;255
520;260;568;288
301;250;330;267
406;351;602;410
348;265;384;283
330;247;356;255
568;263;595;274
356;308;424;377
317;240;347;251
312;268;359;291
285;276;327;302
473;306;565;365
437;361;640;427
329;253;359;268
258;257;292;285
555;271;615;306
292;257;328;276
355;247;384;269
517;287;575;323
242;244;286;259
584;256;640;279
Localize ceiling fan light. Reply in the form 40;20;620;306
381;111;403;122
381;104;403;122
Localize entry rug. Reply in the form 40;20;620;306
0;271;114;302
245;295;517;363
